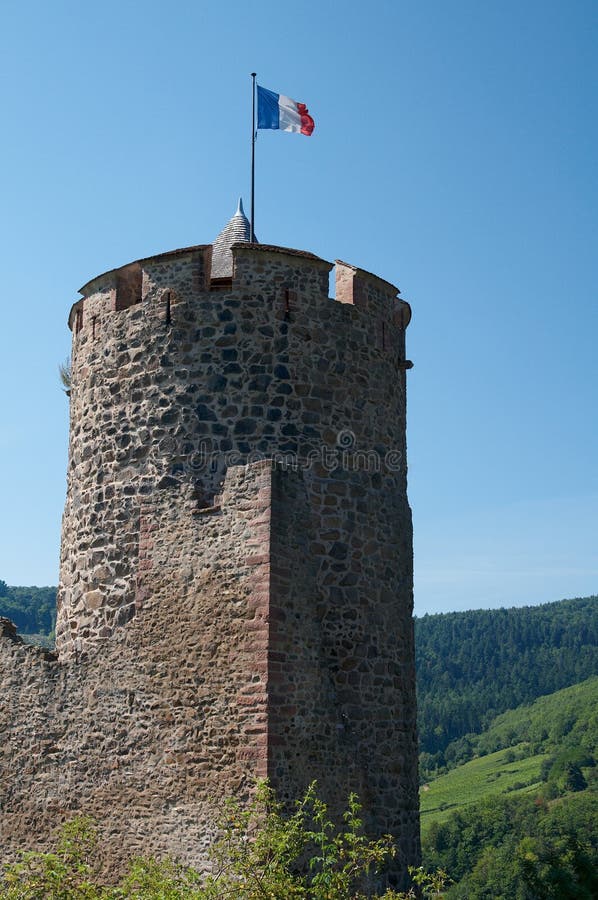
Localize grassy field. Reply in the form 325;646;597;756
419;744;548;831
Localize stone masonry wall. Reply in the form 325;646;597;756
266;456;419;873
1;241;419;885
57;244;411;659
1;463;283;873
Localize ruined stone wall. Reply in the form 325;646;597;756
1;241;419;884
1;463;283;872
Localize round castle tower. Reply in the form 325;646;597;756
57;202;420;881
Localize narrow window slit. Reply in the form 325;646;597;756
284;289;296;320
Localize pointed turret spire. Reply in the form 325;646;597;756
211;198;256;278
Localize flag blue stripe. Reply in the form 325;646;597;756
257;85;280;130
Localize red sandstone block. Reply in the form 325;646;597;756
248;523;270;536
247;591;270;605
237;748;260;761
245;619;268;632
247;640;270;653
245;621;269;633
245;644;270;657
237;694;267;706
246;569;270;583
249;609;270;623
238;685;265;697
244;554;271;566
247;646;270;660
247;583;270;597
140;522;157;533
247;579;270;603
245;544;268;556
251;513;271;525
247;594;271;609
249;611;270;626
254;459;274;470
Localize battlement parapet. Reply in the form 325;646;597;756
68;243;410;346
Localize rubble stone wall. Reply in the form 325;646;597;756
57;244;410;658
1;463;278;873
0;241;419;885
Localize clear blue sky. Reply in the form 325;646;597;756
1;0;596;615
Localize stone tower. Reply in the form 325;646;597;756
0;205;420;885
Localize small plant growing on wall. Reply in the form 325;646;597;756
58;357;71;396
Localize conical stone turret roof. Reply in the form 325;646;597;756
211;198;255;277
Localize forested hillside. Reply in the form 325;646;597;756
415;596;598;776
421;677;597;897
420;677;598;827
472;675;598;762
0;580;56;637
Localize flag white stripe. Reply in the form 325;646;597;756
277;94;303;133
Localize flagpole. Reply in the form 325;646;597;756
250;72;256;242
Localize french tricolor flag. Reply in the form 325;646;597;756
257;85;315;136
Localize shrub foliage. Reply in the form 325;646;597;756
0;784;447;899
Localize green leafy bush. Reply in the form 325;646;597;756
1;816;103;899
0;786;449;899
